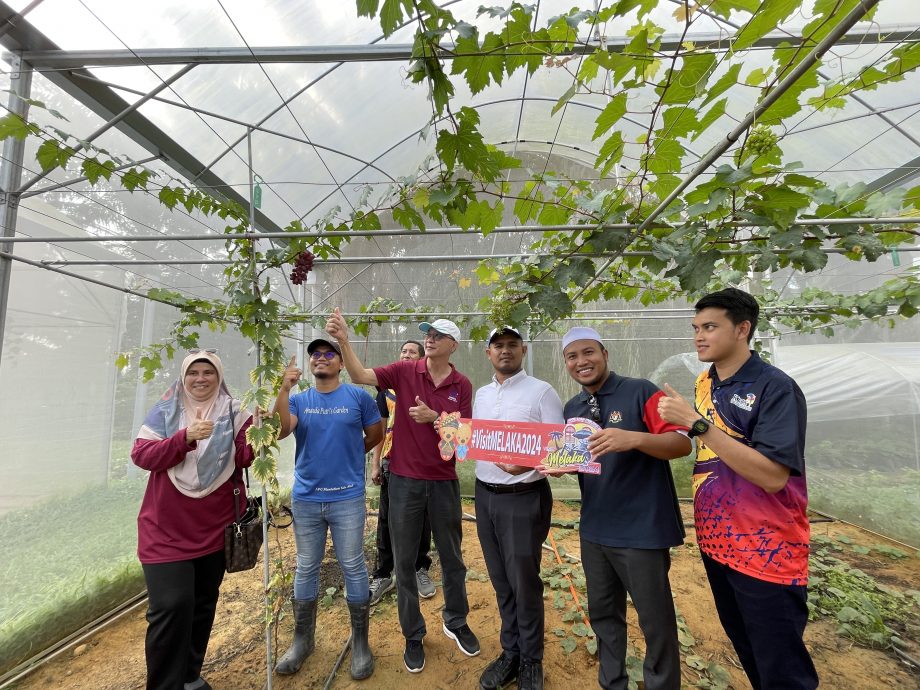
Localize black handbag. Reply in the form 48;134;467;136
224;469;264;573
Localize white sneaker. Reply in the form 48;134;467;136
416;568;436;599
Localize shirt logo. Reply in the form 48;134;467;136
730;393;756;411
608;411;622;424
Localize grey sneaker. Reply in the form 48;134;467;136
416;568;436;599
369;576;394;605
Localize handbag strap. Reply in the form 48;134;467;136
230;397;245;524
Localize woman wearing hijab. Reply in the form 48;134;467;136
131;350;254;690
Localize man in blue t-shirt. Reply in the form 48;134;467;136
271;338;382;681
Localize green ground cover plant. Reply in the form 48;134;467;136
809;535;919;649
0;480;146;674
808;468;920;546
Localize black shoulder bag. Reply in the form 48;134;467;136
224;468;264;573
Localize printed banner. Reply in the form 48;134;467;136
436;413;602;474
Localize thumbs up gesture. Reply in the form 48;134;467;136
325;307;349;343
657;383;697;427
186;407;215;443
409;395;437;425
281;355;302;392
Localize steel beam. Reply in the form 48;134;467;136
34;245;920;267
16;65;194;194
11;27;918;68
0;216;914;245
865;154;920;193
0;1;285;234
0;53;31;368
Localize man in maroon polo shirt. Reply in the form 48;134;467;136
325;309;479;675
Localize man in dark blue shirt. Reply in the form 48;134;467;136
658;287;817;690
541;327;690;690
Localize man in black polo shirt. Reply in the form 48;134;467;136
542;326;690;690
658;288;817;690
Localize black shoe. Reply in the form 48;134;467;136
479;651;519;689
404;639;425;673
184;679;212;690
442;622;480;656
518;660;544;690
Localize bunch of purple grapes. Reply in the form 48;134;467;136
289;250;314;285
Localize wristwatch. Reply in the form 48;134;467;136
687;418;711;438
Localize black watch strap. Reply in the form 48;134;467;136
688;418;711;438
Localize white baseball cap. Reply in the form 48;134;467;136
487;326;524;344
419;318;461;342
561;326;604;353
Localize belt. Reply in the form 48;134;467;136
476;478;547;495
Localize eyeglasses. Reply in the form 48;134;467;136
310;351;337;360
188;348;218;354
424;331;453;342
587;394;601;424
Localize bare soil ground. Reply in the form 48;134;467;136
10;502;919;690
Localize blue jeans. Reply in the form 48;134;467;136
291;496;369;603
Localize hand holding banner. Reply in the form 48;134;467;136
435;413;602;474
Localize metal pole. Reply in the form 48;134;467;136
35;245;920;266
128;298;156;479
15;64;195;195
248;127;273;690
0;54;31;369
2;216;914;244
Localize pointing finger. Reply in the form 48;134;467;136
288;355;297;367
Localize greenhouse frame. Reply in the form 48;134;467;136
0;0;918;688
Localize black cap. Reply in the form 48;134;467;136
487;326;524;344
307;338;341;356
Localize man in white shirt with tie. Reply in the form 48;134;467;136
473;327;565;690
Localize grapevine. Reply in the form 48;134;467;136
746;126;780;158
289;250;315;285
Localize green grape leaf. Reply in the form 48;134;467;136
81;156;116;184
36;139;75;171
732;0;799;52
703;63;741;106
659;52;716;104
0;113;39;140
593;93;628;141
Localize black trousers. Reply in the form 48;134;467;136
142;549;225;690
475;478;552;662
388;474;469;641
702;552;818;690
581;540;681;690
373;462;432;578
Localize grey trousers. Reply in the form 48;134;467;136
388;474;470;641
580;540;681;690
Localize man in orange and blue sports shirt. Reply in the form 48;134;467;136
658;287;818;690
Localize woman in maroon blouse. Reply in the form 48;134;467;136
131;350;253;690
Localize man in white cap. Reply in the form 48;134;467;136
325;309;478;674
541;327;690;690
474;326;564;690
